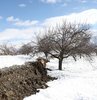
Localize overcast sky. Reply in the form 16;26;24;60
0;0;97;44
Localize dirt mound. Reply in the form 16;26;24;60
0;61;55;100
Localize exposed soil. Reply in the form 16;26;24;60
0;61;55;100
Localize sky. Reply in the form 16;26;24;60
0;0;97;45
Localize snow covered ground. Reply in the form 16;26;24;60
0;55;34;69
0;55;97;100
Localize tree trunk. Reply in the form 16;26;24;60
58;58;63;70
44;52;48;59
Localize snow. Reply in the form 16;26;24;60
24;56;97;100
0;55;32;69
0;55;97;100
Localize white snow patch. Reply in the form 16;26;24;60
24;56;97;100
0;55;32;69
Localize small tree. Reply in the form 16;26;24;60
37;34;52;59
18;43;33;55
37;22;96;70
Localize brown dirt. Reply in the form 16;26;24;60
0;61;55;100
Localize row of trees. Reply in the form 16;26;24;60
0;22;97;70
0;44;17;55
0;43;34;55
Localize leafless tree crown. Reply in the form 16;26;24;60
37;22;96;70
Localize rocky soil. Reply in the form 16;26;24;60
0;61;55;100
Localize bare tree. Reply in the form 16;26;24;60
37;22;96;70
18;43;34;55
37;34;52;59
0;44;17;55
